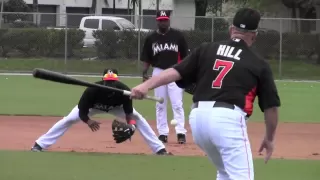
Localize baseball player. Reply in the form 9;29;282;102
131;8;280;180
31;68;171;155
141;10;189;144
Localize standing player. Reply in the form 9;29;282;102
131;8;280;179
31;68;171;155
141;10;189;144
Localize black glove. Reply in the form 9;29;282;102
112;119;136;143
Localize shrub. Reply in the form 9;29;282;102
1;27;318;62
93;29;150;60
93;29;120;59
0;28;85;57
281;32;317;60
92;29;283;60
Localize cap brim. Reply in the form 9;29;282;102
103;77;119;81
232;25;258;32
156;17;169;20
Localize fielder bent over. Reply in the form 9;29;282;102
31;69;171;155
131;8;280;180
141;10;189;144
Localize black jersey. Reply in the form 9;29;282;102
174;38;280;117
77;80;133;122
141;28;188;69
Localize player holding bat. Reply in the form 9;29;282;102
31;68;171;155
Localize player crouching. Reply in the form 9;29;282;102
31;68;172;155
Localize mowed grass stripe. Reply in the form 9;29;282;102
0;75;319;123
0;150;319;180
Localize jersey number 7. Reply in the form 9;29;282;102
212;59;234;89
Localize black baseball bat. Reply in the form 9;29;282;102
32;68;164;103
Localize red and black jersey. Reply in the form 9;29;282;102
174;38;280;117
141;28;188;69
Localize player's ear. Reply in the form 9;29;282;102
251;32;257;42
228;26;233;36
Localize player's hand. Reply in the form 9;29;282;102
87;119;101;132
130;84;149;100
258;137;274;164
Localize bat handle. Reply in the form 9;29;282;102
123;90;164;104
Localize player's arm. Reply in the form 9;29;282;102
78;87;101;131
140;35;153;81
123;98;136;125
178;32;189;60
78;87;95;123
117;82;136;125
143;43;203;90
257;64;281;142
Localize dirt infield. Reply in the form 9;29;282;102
0;115;319;160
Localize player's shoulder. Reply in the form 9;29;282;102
145;30;158;39
197;41;219;52
170;28;185;37
170;28;182;33
114;80;131;90
87;81;103;90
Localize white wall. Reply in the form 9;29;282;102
22;0;196;29
24;0;174;10
171;0;195;30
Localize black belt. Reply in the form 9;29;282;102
193;101;235;110
213;102;235;110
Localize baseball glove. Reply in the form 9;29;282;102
112;119;136;143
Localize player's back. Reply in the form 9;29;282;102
194;38;269;115
88;80;131;108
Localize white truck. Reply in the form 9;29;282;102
48;16;152;47
79;16;151;47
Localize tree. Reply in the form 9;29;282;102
3;0;31;23
89;0;97;14
206;0;223;16
32;0;38;25
194;0;208;30
282;0;316;32
156;0;160;11
32;0;38;12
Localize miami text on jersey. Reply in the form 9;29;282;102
152;42;179;56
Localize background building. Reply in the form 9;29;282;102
21;0;196;30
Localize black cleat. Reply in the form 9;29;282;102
158;135;168;143
31;143;43;152
156;148;173;155
177;133;186;144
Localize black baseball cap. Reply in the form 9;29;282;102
102;68;119;81
233;8;261;32
156;10;170;20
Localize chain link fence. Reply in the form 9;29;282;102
0;12;319;79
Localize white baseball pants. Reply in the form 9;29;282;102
35;105;165;153
189;101;254;180
152;67;187;136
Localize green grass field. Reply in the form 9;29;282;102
1;75;320;180
1;58;320;79
1;150;319;180
1;75;320;122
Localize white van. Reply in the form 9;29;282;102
79;16;152;47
